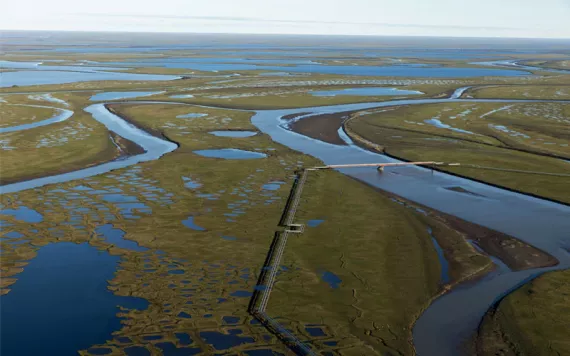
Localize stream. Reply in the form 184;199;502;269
0;104;73;134
249;92;570;355
1;88;569;355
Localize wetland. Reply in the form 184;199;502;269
1;32;569;356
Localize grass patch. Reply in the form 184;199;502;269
469;85;570;100
346;102;570;203
0;93;120;184
477;270;570;356
265;169;491;354
0;103;58;128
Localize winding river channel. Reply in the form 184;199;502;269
1;88;569;355
0;104;74;134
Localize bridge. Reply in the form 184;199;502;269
308;161;454;171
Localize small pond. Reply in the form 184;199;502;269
208;131;257;138
0;206;43;223
182;216;206;231
193;149;267;160
424;118;475;134
320;270;342;289
96;224;148;252
90;91;163;101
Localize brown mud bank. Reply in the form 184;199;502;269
288;111;353;145
284;106;570;207
106;104;181;148
364;181;558;274
285;111;559;271
352;177;558;356
344;122;570;207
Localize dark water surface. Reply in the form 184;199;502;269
0;242;148;356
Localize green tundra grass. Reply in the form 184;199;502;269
346;102;570;204
477;270;570;356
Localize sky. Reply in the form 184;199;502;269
1;0;570;38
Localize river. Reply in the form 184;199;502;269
1;88;569;355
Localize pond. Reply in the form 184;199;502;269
0;206;43;223
90;91;164;101
208;131;257;137
96;224;149;251
193;149;267;160
0;242;148;356
182;216;206;231
320;270;342;289
424;118;475;134
307;219;325;227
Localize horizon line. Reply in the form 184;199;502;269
1;28;570;41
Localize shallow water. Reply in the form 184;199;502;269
29;93;69;106
0;206;43;223
307;219;325;227
182;216;206;231
90;91;163;101
310;87;423;97
0;242;148;356
105;59;530;77
473;60;570;74
230;290;253;297
208;130;257;137
320;270;342;289
0;70;180;87
96;224;148;251
0;103;177;194
0;60;124;72
109;57;319;66
0;104;73;134
193;149;267;159
182;176;202;189
428;227;451;284
424;118;474;134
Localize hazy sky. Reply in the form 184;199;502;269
2;0;569;38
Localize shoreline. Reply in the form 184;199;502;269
0;132;145;187
342;121;570;207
